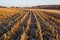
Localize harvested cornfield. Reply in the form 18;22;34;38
0;8;60;40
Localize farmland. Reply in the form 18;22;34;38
0;8;60;40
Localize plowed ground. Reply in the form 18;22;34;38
0;8;60;40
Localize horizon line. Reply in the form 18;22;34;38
0;4;60;7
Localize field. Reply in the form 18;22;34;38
0;8;60;40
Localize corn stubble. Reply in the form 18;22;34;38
0;9;60;40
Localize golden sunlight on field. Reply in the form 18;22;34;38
0;8;60;40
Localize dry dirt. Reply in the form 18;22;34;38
0;8;60;40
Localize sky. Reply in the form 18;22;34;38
0;0;60;7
